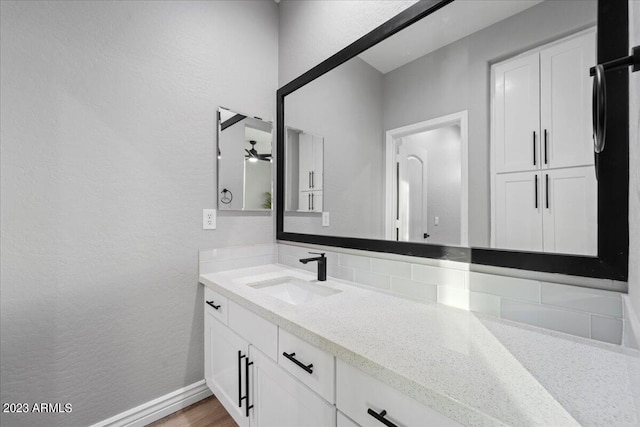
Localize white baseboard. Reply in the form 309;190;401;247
91;380;212;427
623;295;640;350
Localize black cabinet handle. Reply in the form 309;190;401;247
311;170;314;188
309;171;312;189
544;129;548;164
535;175;538;209
282;351;314;374
244;357;253;417
367;409;399;427
532;131;537;166
238;351;245;408
545;174;550;209
206;300;221;310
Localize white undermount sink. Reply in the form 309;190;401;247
247;276;341;305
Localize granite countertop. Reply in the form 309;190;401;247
199;264;640;427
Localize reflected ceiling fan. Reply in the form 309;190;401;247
245;140;271;162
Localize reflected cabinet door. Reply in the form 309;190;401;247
542;167;597;256
540;31;595;169
495;171;543;252
493;52;540;173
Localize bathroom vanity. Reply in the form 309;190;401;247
200;264;639;426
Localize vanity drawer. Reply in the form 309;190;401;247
228;300;278;361
278;328;335;403
337;411;360;427
204;287;228;325
336;359;463;427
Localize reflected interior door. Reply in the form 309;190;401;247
397;143;428;242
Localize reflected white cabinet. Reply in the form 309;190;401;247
495;167;596;255
493;52;540;173
299;133;323;191
542;167;597;256
493;30;595;173
492;29;596;255
540;31;595;169
298;190;323;212
298;132;324;212
495;171;544;252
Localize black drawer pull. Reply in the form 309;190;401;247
282;352;313;374
368;408;399;427
206;300;221;310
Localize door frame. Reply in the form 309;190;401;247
384;110;469;246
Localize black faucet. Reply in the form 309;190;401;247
299;252;326;281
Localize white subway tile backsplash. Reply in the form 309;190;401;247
412;264;465;288
200;255;272;274
438;287;470;311
372;259;411;279
200;244;275;262
390;277;437;302
354;270;390;291
501;299;590;338
275;243;624;346
340;253;371;270
541;282;622;318
327;264;355;282
469;272;540;302
469;292;501;317
591;315;623;345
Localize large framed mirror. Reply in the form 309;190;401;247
217;107;273;211
277;0;629;280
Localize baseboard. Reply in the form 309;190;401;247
90;380;212;427
623;295;640;350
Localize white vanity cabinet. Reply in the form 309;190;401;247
336;360;463;427
204;293;336;427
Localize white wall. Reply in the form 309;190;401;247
218;118;246;210
628;0;640;321
0;1;278;426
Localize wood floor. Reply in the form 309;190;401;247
148;396;237;427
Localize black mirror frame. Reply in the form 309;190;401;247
276;0;629;281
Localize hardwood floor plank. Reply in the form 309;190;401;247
147;395;237;427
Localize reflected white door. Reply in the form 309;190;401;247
397;144;428;242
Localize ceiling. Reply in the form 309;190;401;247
358;0;543;74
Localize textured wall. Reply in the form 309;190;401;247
0;1;277;426
628;0;640;317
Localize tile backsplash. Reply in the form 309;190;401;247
276;243;625;346
199;242;626;346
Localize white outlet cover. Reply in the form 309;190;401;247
203;209;216;230
322;212;330;227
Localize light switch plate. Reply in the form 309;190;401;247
322;212;330;227
203;209;216;229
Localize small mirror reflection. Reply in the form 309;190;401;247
218;107;272;211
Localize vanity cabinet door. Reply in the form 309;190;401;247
250;346;335;427
205;313;250;427
298;190;323;212
299;133;314;192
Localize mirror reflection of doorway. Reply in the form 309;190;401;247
385;111;468;246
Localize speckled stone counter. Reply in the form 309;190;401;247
200;264;640;426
